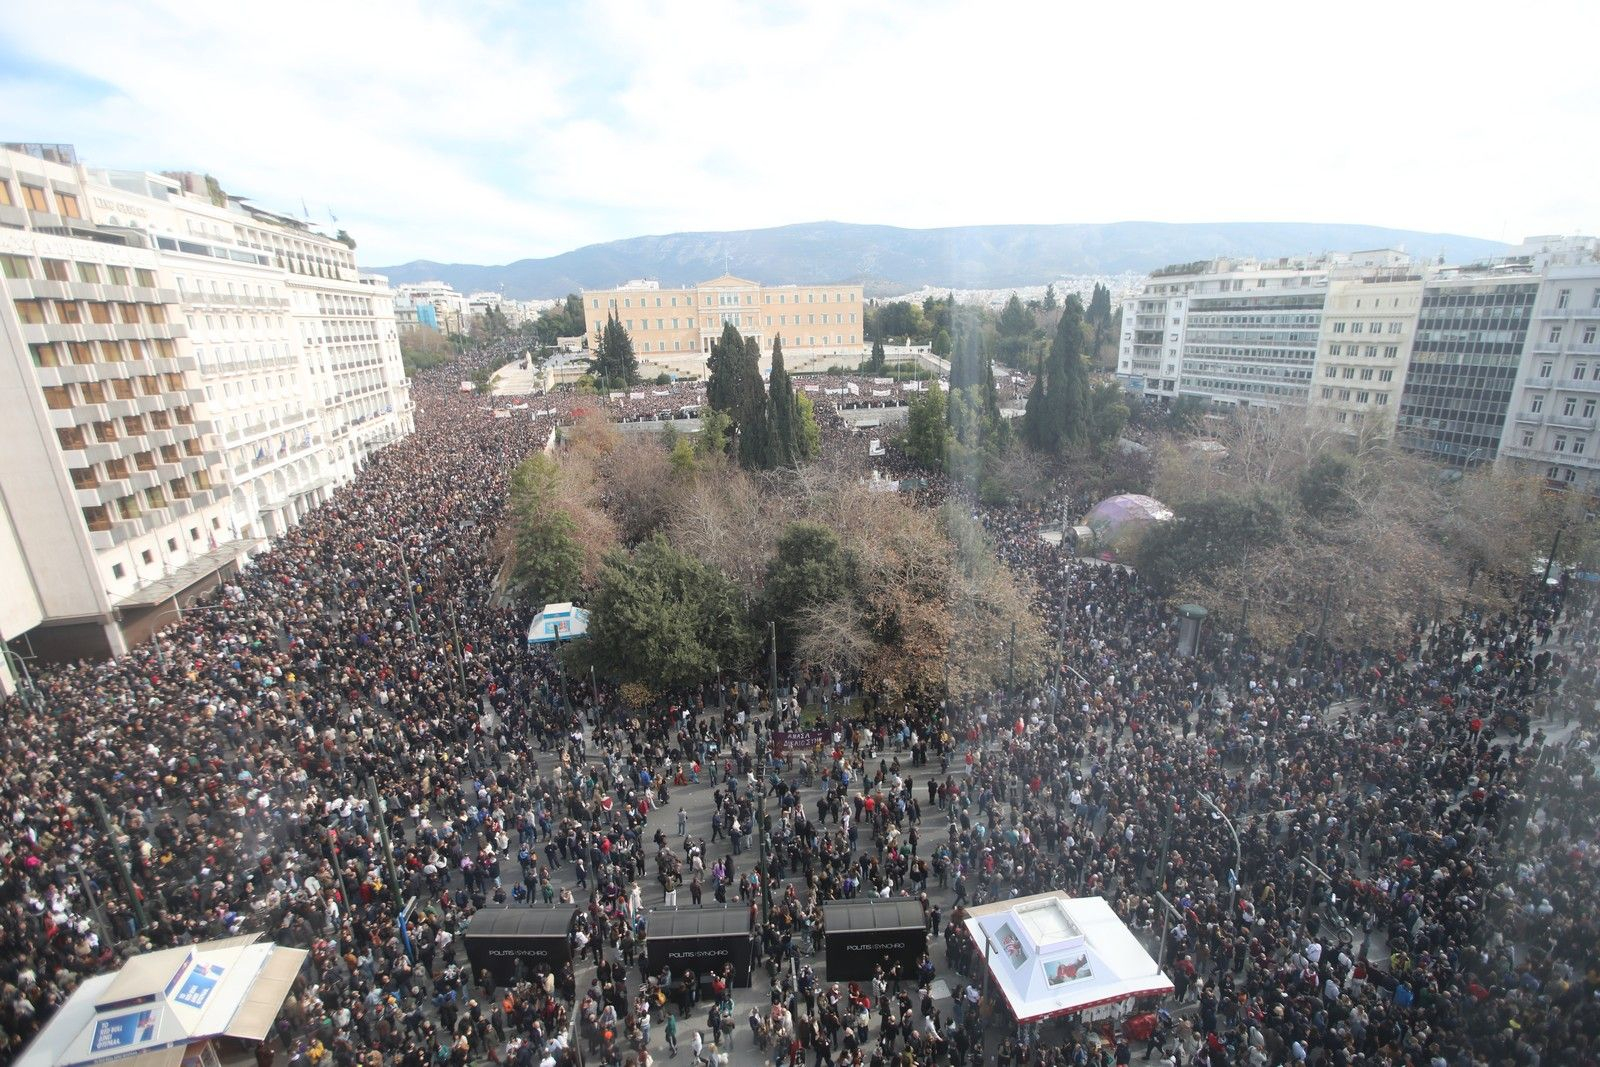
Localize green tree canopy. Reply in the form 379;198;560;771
1021;295;1092;454
588;312;640;388
573;536;755;691
902;382;950;469
766;336;801;466
764;522;855;658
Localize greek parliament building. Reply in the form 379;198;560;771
581;275;866;374
0;143;411;685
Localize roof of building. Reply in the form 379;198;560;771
16;934;307;1067
963;892;1173;1023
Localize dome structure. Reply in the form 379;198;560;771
1080;494;1173;560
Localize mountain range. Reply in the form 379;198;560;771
369;220;1509;300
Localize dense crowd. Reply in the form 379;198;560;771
0;346;1597;1067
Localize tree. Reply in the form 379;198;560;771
1043;284;1059;311
696;408;733;458
736;337;772;469
1088;381;1130;453
588;312;639;388
1021;296;1092;454
503;454;585;606
766;336;801;466
995;294;1034;369
901;382;950;470
864;339;887;375
334;229;356;250
764;522;854;659
932;329;951;358
794;391;820;460
574;536;755;692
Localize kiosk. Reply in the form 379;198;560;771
822;899;927;981
644;907;753;988
464;906;577;987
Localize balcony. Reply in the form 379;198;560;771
1513;411;1545;425
1557;377;1600;393
1523;376;1554;389
1547;413;1597;431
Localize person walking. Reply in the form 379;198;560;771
665;1012;678;1057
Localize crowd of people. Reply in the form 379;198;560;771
0;342;1597;1067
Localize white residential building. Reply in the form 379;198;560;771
1306;265;1431;434
1497;251;1600;492
0;144;236;679
1117;256;1336;408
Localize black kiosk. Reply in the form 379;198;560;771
644;907;753;987
822;899;926;980
464;905;577;986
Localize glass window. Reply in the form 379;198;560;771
21;184;49;212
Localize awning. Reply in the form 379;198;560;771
221;948;306;1041
99;1048;185;1067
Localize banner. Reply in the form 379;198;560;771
773;728;827;756
846;382;860;395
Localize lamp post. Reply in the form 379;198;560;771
1199;792;1242;918
371;538;421;636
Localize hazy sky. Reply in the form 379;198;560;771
4;0;1596;266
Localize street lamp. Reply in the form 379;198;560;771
371;538;421;635
1199;792;1242;918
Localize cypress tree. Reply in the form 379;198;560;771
767;335;799;466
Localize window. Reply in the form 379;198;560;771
1321;387;1333;399
1360;367;1374;381
108;266;128;285
0;180;10;206
13;299;46;324
139;548;153;563
1324;366;1338;378
1383;346;1398;359
1531;395;1544;413
1584;326;1597;345
1564;397;1578;417
42;258;69;282
1387;322;1402;334
1357;391;1370;404
1585;399;1596;419
1553;435;1568;453
56;300;82;324
21;184;49;212
134;269;155;288
1575;438;1589;456
1;254;33;279
1576;363;1589;381
1350;322;1363;334
1332;321;1346;333
1549;326;1563;344
1522;430;1535;448
1369;323;1382;334
1557;288;1571;309
1375;393;1389;406
1328;344;1341;356
77;262;101;283
1343;367;1356;379
1540;361;1554;378
57;193;82;219
1379;369;1393;382
111;562;125;579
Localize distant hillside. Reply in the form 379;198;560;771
370;220;1508;300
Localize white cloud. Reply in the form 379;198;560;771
2;0;1596;264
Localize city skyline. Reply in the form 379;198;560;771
3;0;1596;266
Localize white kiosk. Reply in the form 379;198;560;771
964;892;1173;1024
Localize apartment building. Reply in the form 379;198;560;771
1117;257;1334;408
1395;268;1540;466
1497;256;1600;492
581;274;866;374
1305;267;1429;434
0;145;235;678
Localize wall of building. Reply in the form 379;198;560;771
582;275;866;369
1497;265;1600;491
1306;272;1427;434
